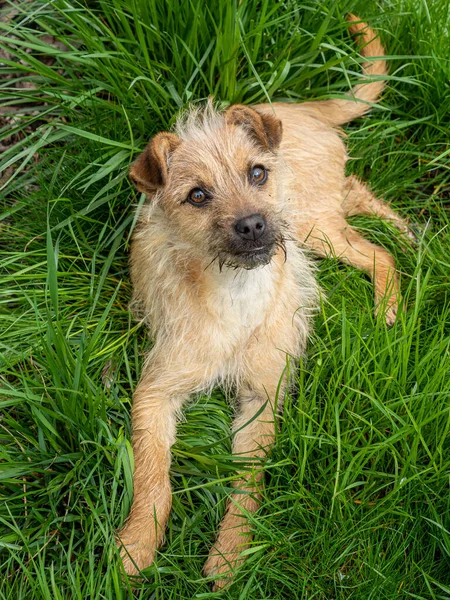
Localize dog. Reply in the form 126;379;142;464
117;16;412;590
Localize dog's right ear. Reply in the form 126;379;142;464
129;132;181;196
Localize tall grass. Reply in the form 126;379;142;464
1;0;449;598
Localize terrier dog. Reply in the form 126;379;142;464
117;16;412;590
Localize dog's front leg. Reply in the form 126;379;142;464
203;353;289;590
203;387;276;589
117;363;191;576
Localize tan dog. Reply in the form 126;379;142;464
117;16;411;590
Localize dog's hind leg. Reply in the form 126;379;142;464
302;219;400;325
342;175;414;240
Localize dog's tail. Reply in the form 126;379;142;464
299;15;387;126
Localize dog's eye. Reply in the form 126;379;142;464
187;188;208;205
249;165;267;185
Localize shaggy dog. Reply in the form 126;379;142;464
117;16;412;590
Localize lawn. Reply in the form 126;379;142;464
1;0;449;598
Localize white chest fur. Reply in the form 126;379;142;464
208;264;276;338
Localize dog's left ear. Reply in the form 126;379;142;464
225;105;282;151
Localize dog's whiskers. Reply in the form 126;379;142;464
204;253;220;272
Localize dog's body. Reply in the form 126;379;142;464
117;17;412;589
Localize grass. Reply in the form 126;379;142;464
1;0;450;597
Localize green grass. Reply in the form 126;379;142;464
1;0;450;597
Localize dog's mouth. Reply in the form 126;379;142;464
211;240;286;271
207;218;288;271
230;247;273;269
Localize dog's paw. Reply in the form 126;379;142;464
203;525;250;591
397;222;419;249
375;301;398;327
117;528;156;576
407;221;431;245
405;226;418;243
203;547;239;591
384;304;398;327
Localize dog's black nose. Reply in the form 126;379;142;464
234;214;266;241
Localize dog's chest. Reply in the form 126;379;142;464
209;266;275;335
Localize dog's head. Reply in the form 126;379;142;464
130;103;286;269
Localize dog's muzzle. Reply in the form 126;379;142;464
224;223;280;269
211;213;284;270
